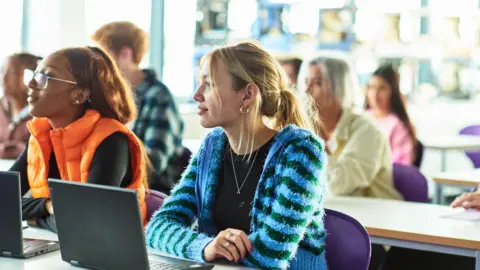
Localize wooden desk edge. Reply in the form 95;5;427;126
367;227;480;250
432;177;480;186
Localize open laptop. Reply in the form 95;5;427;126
0;171;59;258
48;179;214;270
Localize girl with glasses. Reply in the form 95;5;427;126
9;46;149;232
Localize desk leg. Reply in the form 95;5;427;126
436;150;447;205
441;150;447;172
434;183;444;205
476;250;480;270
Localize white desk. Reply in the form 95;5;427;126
325;196;480;270
422;134;480;171
423;135;480;152
0;159;14;171
433;169;480;203
0;227;253;270
422;135;480;204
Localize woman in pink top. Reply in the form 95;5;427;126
365;64;417;165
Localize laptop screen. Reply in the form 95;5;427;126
0;172;24;255
49;179;150;270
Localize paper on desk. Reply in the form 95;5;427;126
440;208;480;221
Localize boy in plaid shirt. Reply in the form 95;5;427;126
92;21;185;194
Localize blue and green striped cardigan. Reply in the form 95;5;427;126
146;125;328;269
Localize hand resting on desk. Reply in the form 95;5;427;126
451;191;480;210
203;228;253;264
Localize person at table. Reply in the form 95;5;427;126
146;42;328;270
365;64;416;166
302;55;402;200
91;21;185;195
9;46;148;233
0;53;42;159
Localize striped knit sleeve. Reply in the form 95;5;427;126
145;143;215;262
243;136;326;269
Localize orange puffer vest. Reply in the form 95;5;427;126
26;109;147;224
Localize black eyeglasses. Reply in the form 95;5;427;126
23;69;77;89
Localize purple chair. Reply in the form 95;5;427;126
325;209;371;270
460;125;480;168
392;163;428;202
145;190;168;222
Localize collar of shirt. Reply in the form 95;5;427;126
331;108;355;142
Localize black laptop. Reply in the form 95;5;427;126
48;179;214;270
0;171;59;258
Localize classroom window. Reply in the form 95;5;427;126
0;0;23;96
0;1;23;60
288;2;319;36
85;0;152;67
315;0;346;9
356;0;421;11
227;0;257;40
355;9;382;42
163;0;197;98
24;0;151;65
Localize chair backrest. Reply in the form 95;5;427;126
392;163;429;202
148;147;192;195
145;190;168;222
413;140;424;168
178;146;192;175
460;125;480;168
325;209;371;270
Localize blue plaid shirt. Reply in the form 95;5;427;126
133;69;184;183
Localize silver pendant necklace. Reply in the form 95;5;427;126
230;146;259;208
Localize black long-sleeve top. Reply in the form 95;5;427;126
9;132;132;233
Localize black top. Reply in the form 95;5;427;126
213;139;273;234
9;132;132;233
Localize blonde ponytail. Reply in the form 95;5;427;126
276;87;319;134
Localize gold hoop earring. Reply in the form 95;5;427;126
240;106;249;114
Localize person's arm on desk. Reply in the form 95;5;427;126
26;200;57;233
146;140;253;264
203;229;252;263
146;143;218;263
451;191;480;210
22;197;50;218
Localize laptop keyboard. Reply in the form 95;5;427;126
149;260;190;270
24;242;45;252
